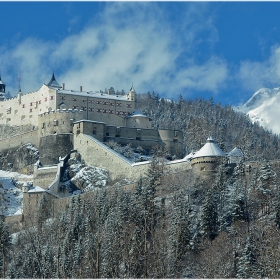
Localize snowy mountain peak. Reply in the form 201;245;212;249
236;87;280;134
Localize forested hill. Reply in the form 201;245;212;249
136;93;280;161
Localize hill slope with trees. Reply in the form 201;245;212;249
1;93;280;278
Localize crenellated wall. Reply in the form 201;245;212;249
38;109;87;136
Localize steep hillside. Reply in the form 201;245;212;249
136;93;280;160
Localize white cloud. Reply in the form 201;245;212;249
1;2;228;99
238;44;280;92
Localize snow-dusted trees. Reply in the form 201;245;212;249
200;188;218;241
167;192;191;277
0;219;10;278
236;234;263;278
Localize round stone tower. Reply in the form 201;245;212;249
191;136;226;176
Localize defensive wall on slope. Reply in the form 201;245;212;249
33;165;58;189
73;133;191;181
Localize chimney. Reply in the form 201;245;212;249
80;86;82;92
62;83;65;90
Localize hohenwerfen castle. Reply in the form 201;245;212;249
0;74;243;230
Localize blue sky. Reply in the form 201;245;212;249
1;2;280;106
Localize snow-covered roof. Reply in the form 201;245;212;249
228;147;243;157
57;89;130;101
13;209;23;215
183;152;196;162
28;186;46;193
192;136;226;159
128;110;148;118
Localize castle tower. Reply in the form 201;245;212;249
190;136;226;177
128;85;136;101
0;75;6;93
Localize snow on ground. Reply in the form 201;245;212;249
0;170;33;216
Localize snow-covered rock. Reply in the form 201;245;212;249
236;87;280;134
71;166;110;192
68;163;85;178
0;170;33;216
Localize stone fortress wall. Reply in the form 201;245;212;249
73;133;190;181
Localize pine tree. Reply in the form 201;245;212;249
230;182;248;223
0;219;11;278
37;193;50;230
200;189;218;241
236;234;263;278
167;192;191;277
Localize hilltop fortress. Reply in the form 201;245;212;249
0;73;184;163
0;74;244;230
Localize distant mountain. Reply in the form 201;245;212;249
236;87;280;134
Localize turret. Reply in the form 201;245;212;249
190;136;227;177
128;85;136;101
22;182;30;193
47;72;62;89
0;75;6;93
18;88;22;104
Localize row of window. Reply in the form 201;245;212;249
60;96;132;108
22;96;54;108
71;105;130;115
